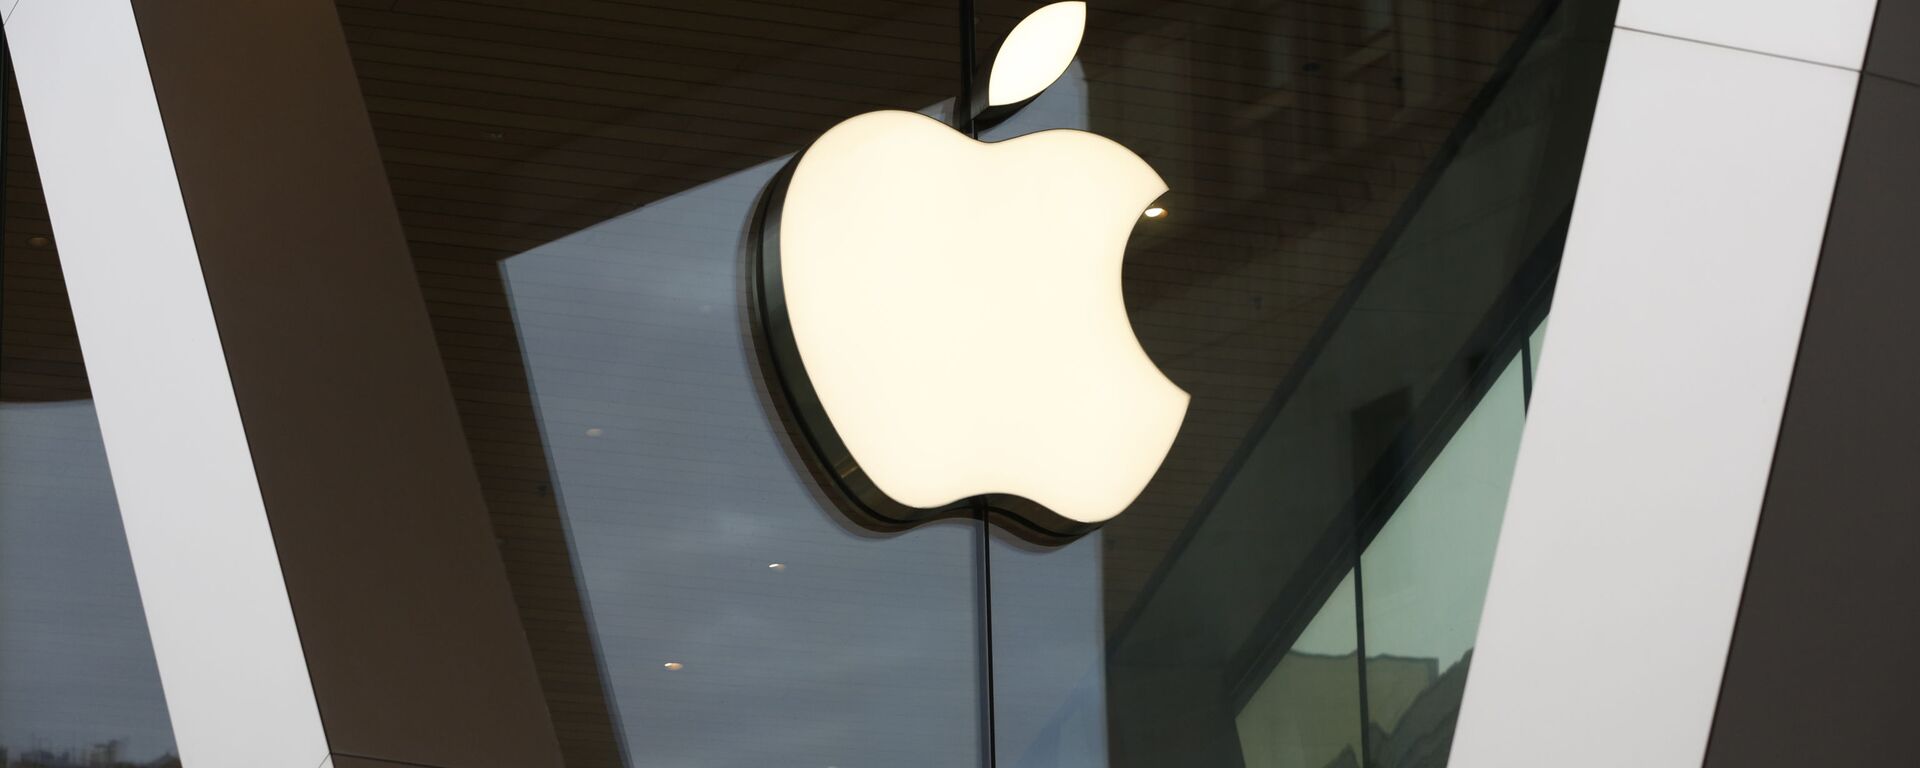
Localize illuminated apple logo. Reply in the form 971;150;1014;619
752;1;1187;542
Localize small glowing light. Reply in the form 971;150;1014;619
662;662;684;671
27;236;51;248
585;427;604;437
1143;207;1166;219
767;563;787;571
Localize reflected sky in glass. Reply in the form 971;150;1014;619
0;401;176;765
498;57;1125;767
503;152;982;766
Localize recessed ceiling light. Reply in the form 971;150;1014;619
767;563;786;571
662;662;684;671
585;428;604;437
1143;206;1166;219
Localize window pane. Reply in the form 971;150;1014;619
969;1;1614;765
500;161;983;766
0;404;177;768
331;0;1616;764
1360;353;1528;765
1236;570;1363;768
337;3;984;765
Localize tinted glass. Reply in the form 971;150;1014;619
1359;352;1528;765
969;1;1612;765
5;2;1608;765
334;0;1615;765
500;162;985;767
336;2;983;765
1236;570;1361;768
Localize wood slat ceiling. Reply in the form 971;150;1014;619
1;90;82;404
1;1;1535;763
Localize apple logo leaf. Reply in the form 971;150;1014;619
987;1;1087;107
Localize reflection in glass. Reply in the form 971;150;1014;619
987;529;1108;768
341;2;983;764
502;160;982;766
333;0;1618;764
1236;571;1362;768
968;0;1614;766
1360;354;1528;766
0;403;177;768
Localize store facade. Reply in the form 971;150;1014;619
1;1;1915;767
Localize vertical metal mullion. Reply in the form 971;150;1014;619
958;7;995;766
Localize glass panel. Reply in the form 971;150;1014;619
970;0;1614;766
0;404;177;768
337;0;1614;764
985;529;1109;768
338;2;984;765
1;86;180;768
501;163;983;767
1236;571;1362;768
1359;353;1528;765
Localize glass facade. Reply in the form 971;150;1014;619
0;0;1615;765
346;0;1612;764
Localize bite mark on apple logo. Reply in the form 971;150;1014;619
750;1;1188;543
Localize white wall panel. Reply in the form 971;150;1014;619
3;2;330;766
1617;0;1879;69
1451;28;1858;768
